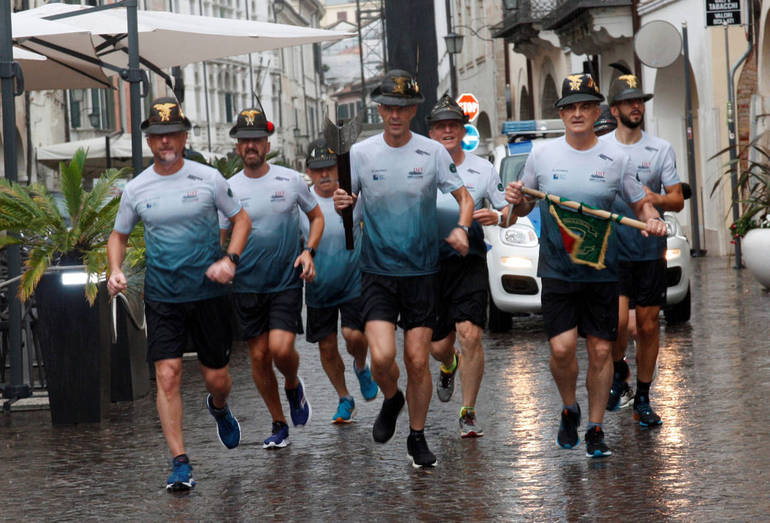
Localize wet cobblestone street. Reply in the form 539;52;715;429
1;257;769;520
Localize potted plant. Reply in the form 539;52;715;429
713;140;770;288
0;148;147;423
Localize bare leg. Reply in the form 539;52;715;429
613;295;630;363
341;326;368;371
634;305;661;383
585;335;613;424
456;321;484;408
155;358;185;457
430;332;456;368
248;333;286;423
548;328;579;407
365;320;399;399
403;326;433;431
199;362;232;409
318;332;349;398
269;329;299;390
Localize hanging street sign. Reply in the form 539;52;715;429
705;1;741;26
457;92;480;122
462;124;480;152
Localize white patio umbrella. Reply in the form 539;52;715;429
14;3;352;71
10;13;112;89
12;2;354;174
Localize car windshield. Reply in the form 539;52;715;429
499;155;528;185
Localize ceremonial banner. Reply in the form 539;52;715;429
548;199;614;270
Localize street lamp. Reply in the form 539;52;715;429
444;31;464;55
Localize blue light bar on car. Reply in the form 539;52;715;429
501;119;564;135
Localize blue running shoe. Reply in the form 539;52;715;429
331;396;356;424
286;377;312;426
355;363;379;401
206;394;241;449
585;426;612;458
263;421;290;449
557;404;581;449
633;402;663;427
166;455;195;491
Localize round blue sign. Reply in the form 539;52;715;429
462;124;480;152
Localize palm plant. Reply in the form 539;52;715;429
712;138;770;239
0;148;130;304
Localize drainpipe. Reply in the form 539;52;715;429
726;2;754;269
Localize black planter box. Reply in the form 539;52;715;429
35;273;149;424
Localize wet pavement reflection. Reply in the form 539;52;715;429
1;257;769;520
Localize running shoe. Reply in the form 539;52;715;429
633;402;663;427
436;353;459;403
355;363;379;401
585;426;612;458
556;404;581;449
372;389;405;443
286;377;312;427
407;432;437;468
166;455;195;491
331;396;356;424
607;381;634;411
459;408;484;438
263;421;290;449
206;394;241;449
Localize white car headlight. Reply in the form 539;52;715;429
500;224;538;247
663;214;682;238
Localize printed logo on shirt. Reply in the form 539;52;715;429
644;146;659;152
408;167;424;178
182;190;199;202
552;169;568;180
187;174;203;181
638;161;651;170
227;188;233;197
598;153;614;162
372;169;387;181
468;168;480;175
590;170;607;182
449;163;458;173
415;149;431;156
270;191;286;202
497;183;504;192
275;176;290;181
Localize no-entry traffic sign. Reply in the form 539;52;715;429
457;93;479;123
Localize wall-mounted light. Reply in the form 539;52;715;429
444;31;464;55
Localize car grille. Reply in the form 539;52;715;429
501;275;539;295
666;267;681;287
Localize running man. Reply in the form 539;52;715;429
220;107;323;449
302;138;379;423
504;74;667;457
427;94;512;437
107;98;251;491
602;74;684;425
333;69;474;467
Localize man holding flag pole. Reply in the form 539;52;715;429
504;73;667;458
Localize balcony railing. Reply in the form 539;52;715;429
494;0;558;40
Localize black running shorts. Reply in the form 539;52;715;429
541;278;619;341
232;287;303;340
305;295;365;343
431;255;488;342
145;294;233;369
618;259;667;308
361;272;437;330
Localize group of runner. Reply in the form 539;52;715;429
105;66;679;491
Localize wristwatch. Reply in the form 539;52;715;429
226;252;240;266
304;246;316;258
457;224;470;234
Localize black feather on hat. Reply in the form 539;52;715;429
370;69;424;106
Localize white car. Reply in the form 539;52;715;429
485;120;692;331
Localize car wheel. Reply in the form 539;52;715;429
664;284;691;325
488;294;512;332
